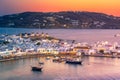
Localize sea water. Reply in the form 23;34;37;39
0;28;120;80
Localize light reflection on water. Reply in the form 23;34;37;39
0;57;120;80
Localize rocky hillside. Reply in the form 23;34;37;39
0;11;120;29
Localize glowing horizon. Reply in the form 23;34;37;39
0;0;119;16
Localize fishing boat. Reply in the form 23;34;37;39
53;58;63;63
66;58;82;64
114;33;120;37
31;66;43;71
39;61;44;65
46;56;50;60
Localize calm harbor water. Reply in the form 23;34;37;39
1;28;120;80
1;57;120;80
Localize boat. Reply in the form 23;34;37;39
66;58;82;64
114;33;120;37
46;56;50;60
52;56;65;63
39;62;44;65
31;66;43;71
53;58;62;63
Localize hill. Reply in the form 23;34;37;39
0;11;120;29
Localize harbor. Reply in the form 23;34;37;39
0;0;120;79
0;28;120;80
1;56;120;80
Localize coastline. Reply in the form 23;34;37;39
0;52;73;62
0;52;119;62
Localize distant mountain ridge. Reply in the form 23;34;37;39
0;11;120;29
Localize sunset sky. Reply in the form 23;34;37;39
0;0;120;16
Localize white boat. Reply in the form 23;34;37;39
114;34;120;37
46;57;50;60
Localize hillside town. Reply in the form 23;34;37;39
0;32;120;61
